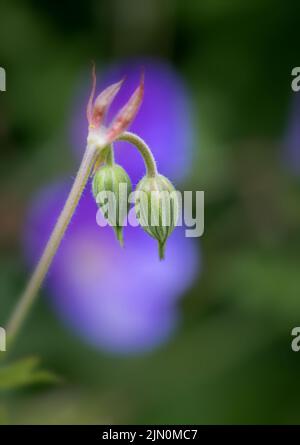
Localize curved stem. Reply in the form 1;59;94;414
116;131;157;177
6;143;100;347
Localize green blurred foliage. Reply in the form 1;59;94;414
1;0;300;424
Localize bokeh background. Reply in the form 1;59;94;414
1;0;300;424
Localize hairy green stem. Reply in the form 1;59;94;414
117;131;157;177
6;143;100;347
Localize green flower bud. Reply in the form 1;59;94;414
135;174;179;259
92;163;132;246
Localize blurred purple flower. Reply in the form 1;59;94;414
23;59;200;355
71;58;195;184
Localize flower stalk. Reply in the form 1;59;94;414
6;143;100;346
